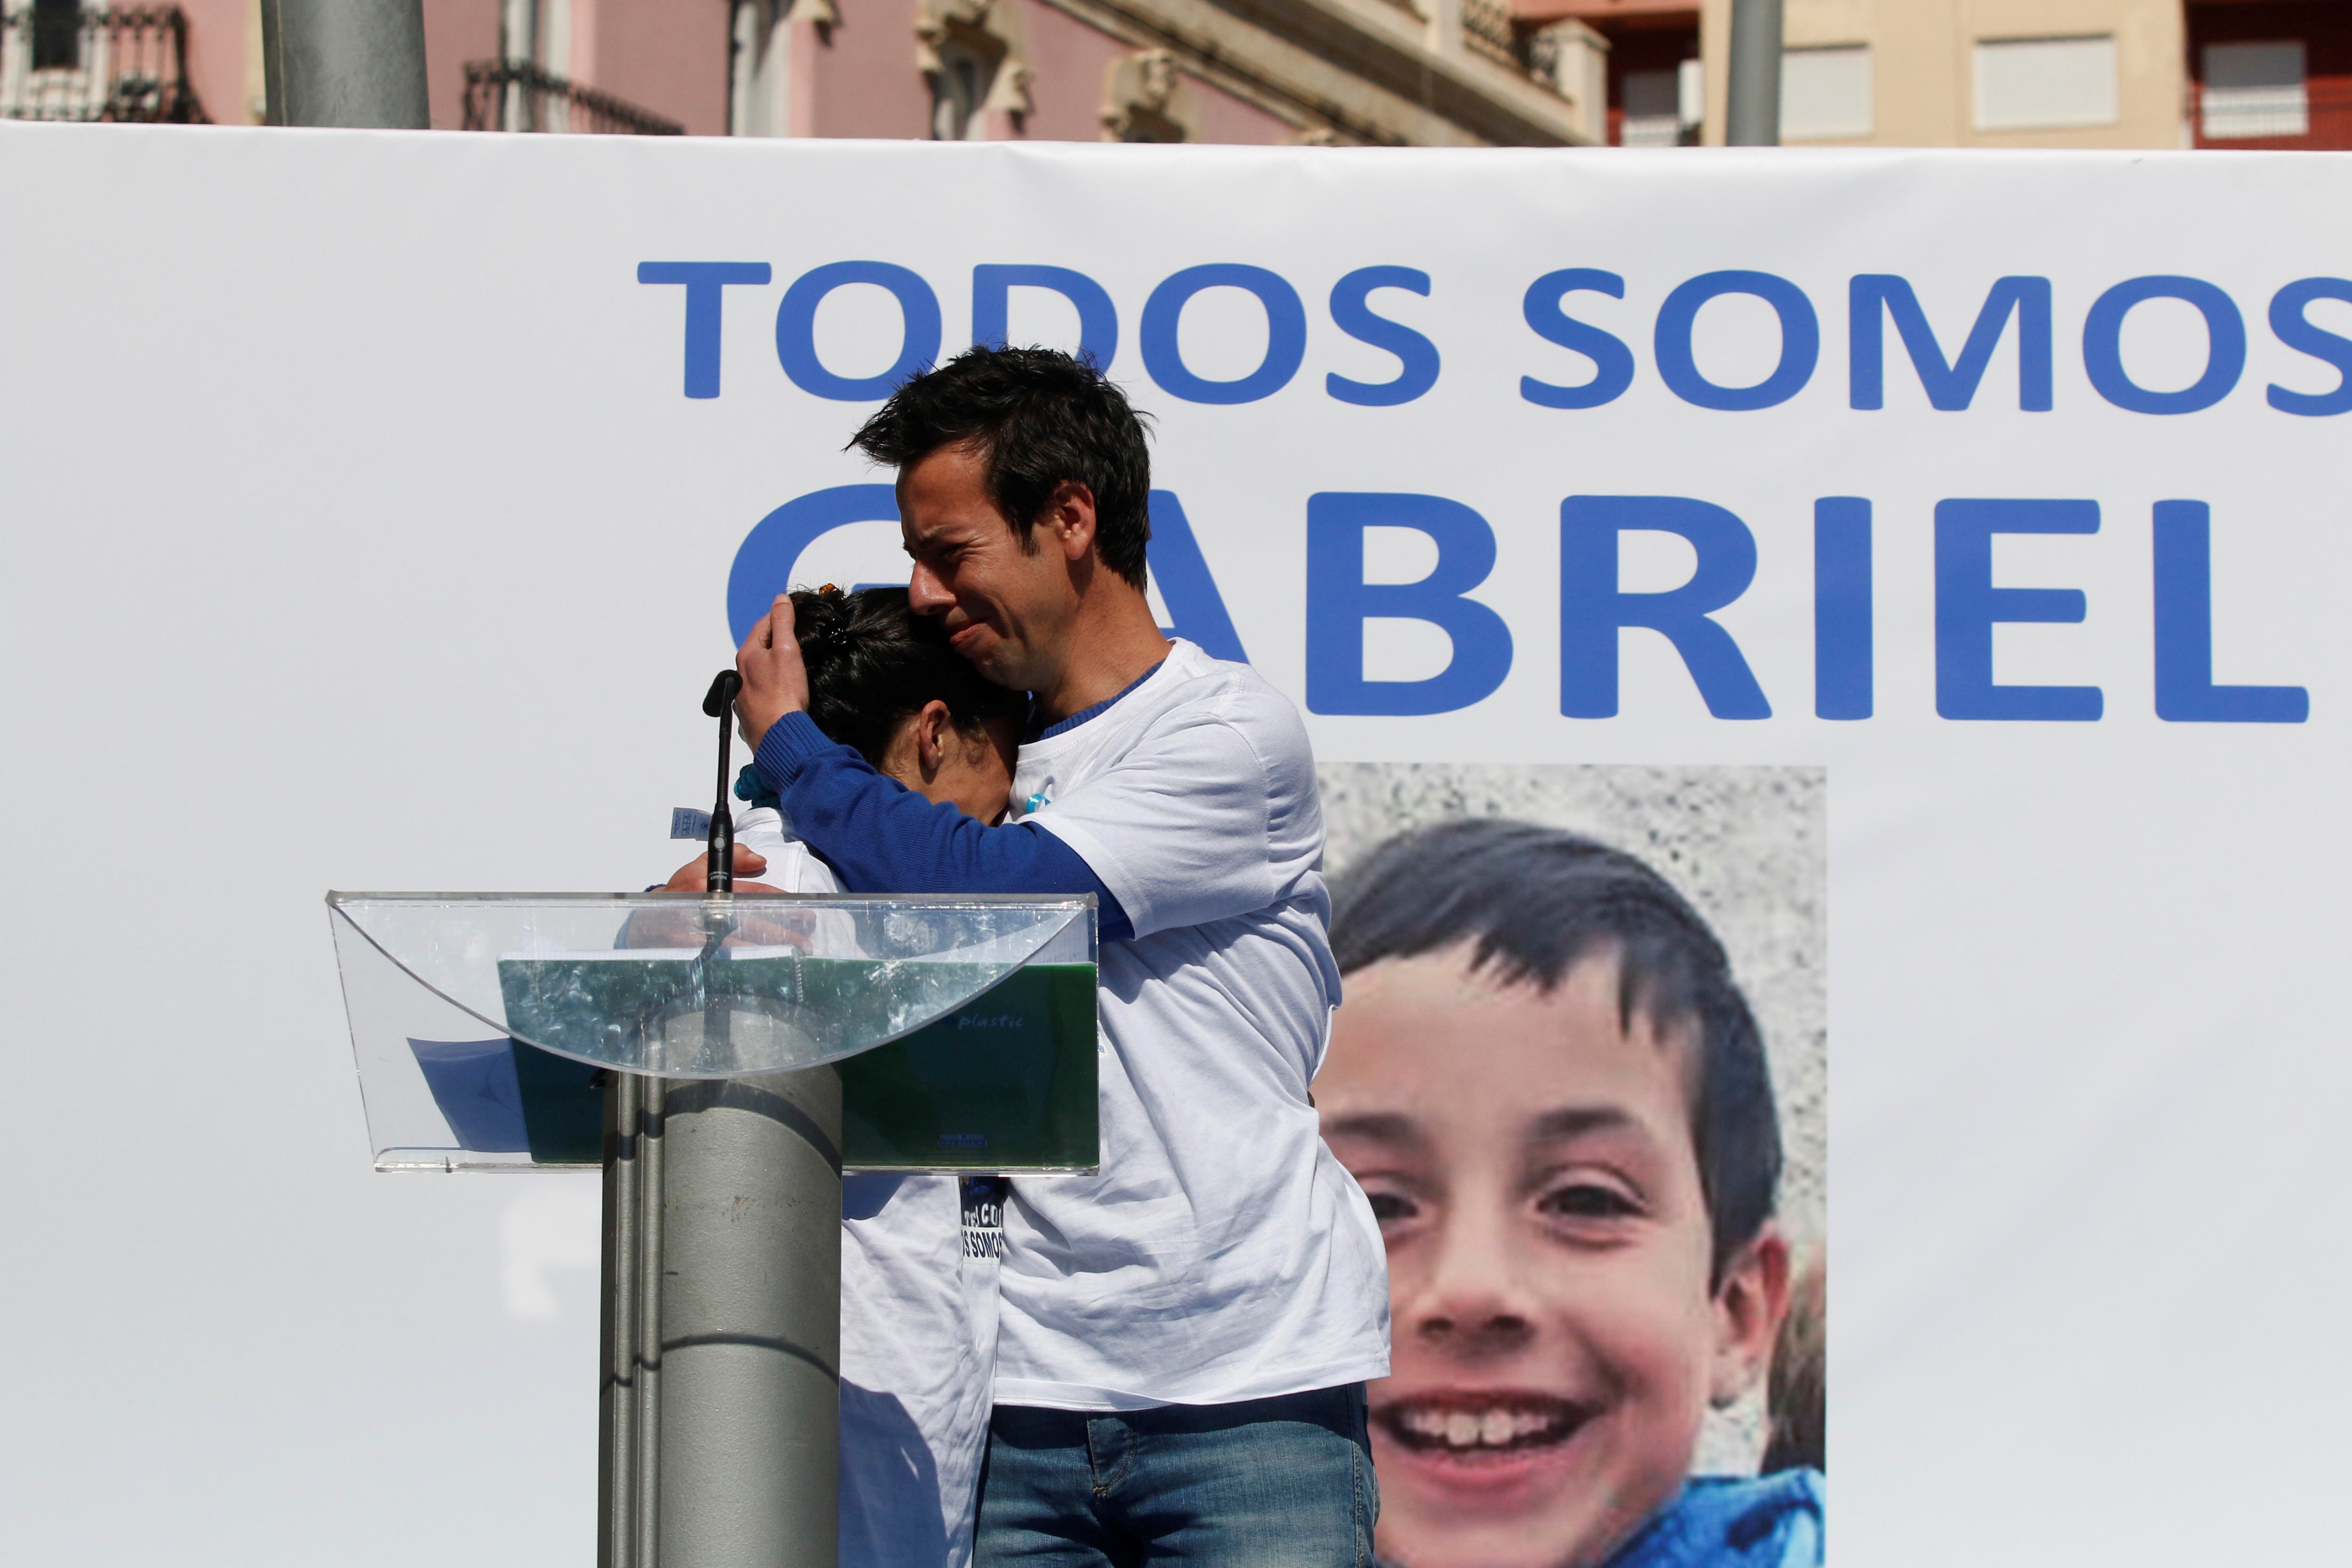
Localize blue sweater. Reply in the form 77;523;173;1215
750;710;1134;941
1603;1471;1825;1568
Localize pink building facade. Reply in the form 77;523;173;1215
715;0;1294;143
447;0;1585;145
0;0;1594;144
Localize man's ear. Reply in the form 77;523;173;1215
1708;1222;1791;1409
1048;480;1098;563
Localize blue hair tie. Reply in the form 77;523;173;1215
734;762;780;811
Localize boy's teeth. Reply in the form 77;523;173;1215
1397;1403;1570;1449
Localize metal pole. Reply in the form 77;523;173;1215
259;0;429;128
600;1070;644;1568
657;1068;844;1568
637;1073;667;1567
1724;0;1783;147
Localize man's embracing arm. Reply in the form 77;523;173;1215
749;711;1133;940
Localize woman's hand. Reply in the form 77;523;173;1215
619;847;790;950
662;844;777;893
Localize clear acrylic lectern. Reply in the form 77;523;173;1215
327;891;1100;1568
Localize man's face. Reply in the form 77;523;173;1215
899;442;1074;693
1317;947;1738;1568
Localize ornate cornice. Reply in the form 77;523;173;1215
1031;0;1590;145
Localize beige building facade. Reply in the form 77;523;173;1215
1534;0;2190;149
1770;0;2185;148
1537;0;2351;151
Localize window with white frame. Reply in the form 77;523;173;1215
2202;40;2307;139
1620;70;1677;146
29;0;79;71
731;0;792;138
1781;44;1872;140
4;0;97;121
930;32;998;141
1973;35;2119;131
1620;60;1700;147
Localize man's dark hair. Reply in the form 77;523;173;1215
793;585;1027;767
1329;818;1782;1284
849;345;1153;589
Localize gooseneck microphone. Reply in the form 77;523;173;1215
702;670;743;895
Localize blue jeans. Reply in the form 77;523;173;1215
975;1384;1377;1567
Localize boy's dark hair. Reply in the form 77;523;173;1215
848;345;1153;589
793;585;1026;767
1329;818;1782;1284
1762;1253;1825;1474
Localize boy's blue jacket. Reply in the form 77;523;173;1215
1604;1470;1824;1568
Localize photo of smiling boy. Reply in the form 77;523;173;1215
1318;818;1824;1568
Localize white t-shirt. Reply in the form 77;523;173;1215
995;639;1391;1409
733;807;999;1568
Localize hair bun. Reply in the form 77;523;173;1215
791;583;851;654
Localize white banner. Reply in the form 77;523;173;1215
4;123;2347;1565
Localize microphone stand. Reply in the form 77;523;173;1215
703;670;742;896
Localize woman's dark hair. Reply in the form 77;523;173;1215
1329;818;1782;1285
794;585;1026;766
848;345;1153;589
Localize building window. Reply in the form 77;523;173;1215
1620;58;1701;147
2201;40;2307;140
30;0;81;72
1780;44;1871;140
730;0;794;139
1973;35;2119;131
930;32;997;141
1597;13;1700;148
1619;69;1677;146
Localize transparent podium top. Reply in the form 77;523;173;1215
329;892;1099;1174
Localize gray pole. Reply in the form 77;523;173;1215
1724;0;1783;147
658;1068;843;1568
636;1073;667;1566
259;0;430;128
601;1070;644;1568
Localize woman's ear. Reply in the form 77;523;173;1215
914;700;954;778
1708;1222;1791;1409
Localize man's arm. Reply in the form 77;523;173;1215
751;712;1134;940
736;592;1304;942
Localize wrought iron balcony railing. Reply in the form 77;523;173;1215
2192;78;2352;151
1;5;206;124
1461;0;1517;69
461;60;683;135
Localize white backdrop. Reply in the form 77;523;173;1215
3;123;2348;1564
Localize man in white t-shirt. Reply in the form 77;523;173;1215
730;346;1389;1565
